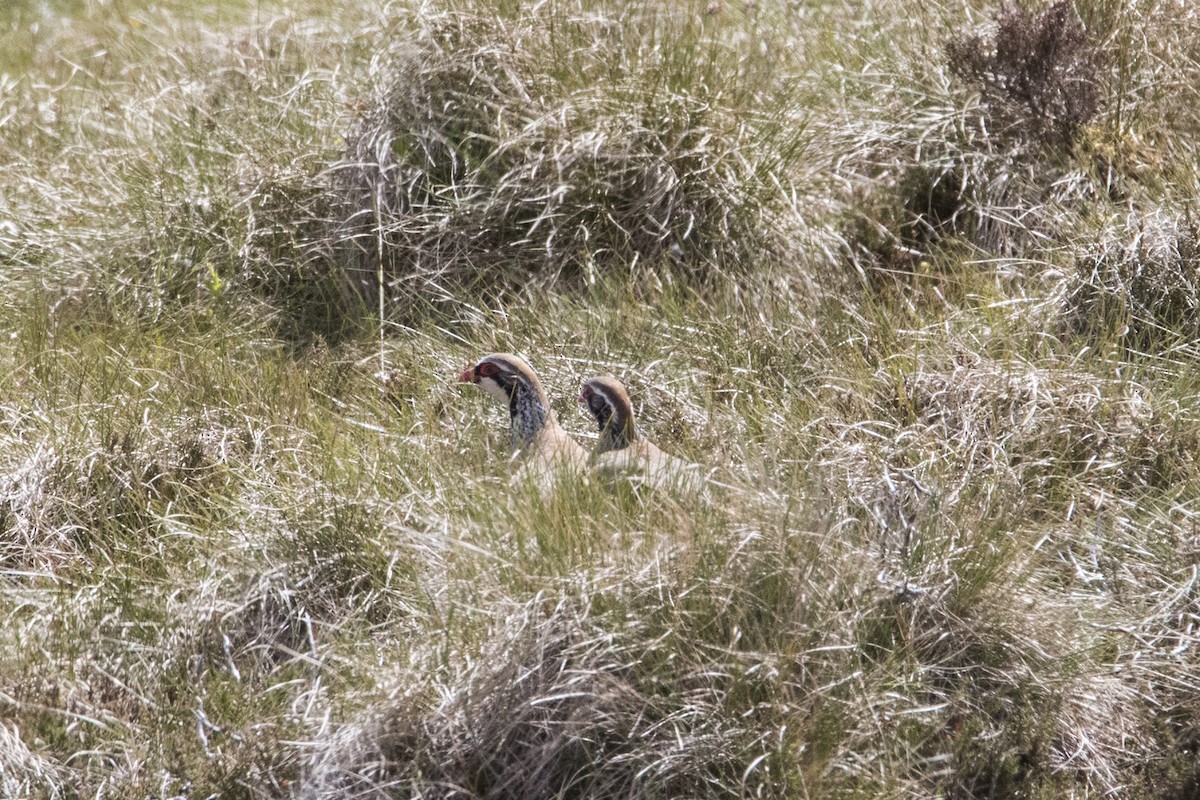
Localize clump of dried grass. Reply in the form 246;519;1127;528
799;459;1165;798
0;442;75;573
0;412;239;573
0;721;64;799
900;354;1197;497
839;0;1113;289
302;579;788;799
1068;209;1200;347
814;351;1200;540
808;338;1200;795
336;9;800;311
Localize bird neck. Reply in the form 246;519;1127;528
510;382;550;450
597;412;636;453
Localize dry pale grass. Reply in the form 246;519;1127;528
0;720;64;799
335;5;809;312
305;596;741;798
3;0;1200;798
1068;209;1200;347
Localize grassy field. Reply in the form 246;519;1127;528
2;0;1200;797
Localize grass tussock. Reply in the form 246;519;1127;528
337;6;808;310
306;592;773;799
1068;209;1200;349
889;353;1200;502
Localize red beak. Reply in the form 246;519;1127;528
457;365;475;383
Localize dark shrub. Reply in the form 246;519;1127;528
842;164;975;285
947;0;1104;148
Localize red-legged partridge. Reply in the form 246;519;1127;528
578;375;703;493
458;353;588;483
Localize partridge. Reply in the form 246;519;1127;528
578;375;703;493
457;353;588;483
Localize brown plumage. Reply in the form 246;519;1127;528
457;353;588;483
578;375;703;493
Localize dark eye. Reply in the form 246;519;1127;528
478;362;499;378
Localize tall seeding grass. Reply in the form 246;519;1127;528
3;0;1200;798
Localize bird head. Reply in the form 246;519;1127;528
458;353;546;404
458;353;553;448
579;375;637;448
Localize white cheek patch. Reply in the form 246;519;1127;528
479;376;511;405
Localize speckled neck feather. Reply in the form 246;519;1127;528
510;375;549;450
